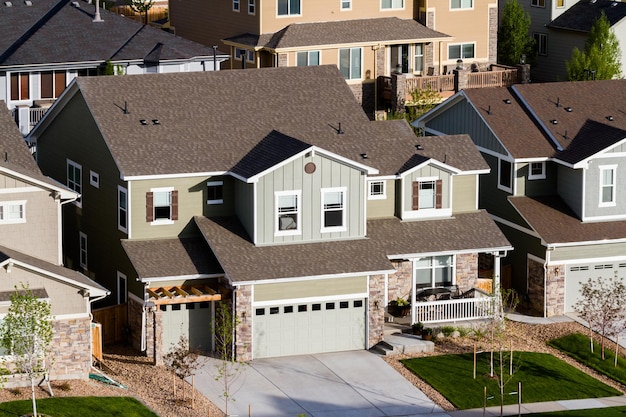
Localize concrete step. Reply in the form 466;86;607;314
371;334;435;356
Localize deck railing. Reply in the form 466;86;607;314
406;74;455;94
466;69;517;89
414;296;494;324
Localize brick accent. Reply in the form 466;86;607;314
368;274;386;347
527;257;545;316
234;285;253;362
375;47;385;77
348;82;375;116
546;264;565;317
456;253;479;292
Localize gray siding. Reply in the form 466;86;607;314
255;154;365;245
496;222;546;294
584;157;626;218
425;99;508;155
534;29;585;82
552;241;626;262
556;165;583;219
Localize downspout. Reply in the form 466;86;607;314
411;259;416;324
58;192;79;265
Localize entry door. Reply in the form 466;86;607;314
391;45;410;74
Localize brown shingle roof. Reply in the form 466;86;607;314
509;196;626;245
0;107;40;173
548;0;626;31
224;17;450;49
121;237;224;279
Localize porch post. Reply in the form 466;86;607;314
493;252;502;317
411;260;416;324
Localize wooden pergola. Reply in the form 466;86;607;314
147;285;222;305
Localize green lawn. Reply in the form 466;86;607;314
401;351;621;409
525;406;626;416
549;333;626;386
0;396;159;417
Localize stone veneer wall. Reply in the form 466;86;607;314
527;257;546;316
489;6;498;63
387;260;413;302
368;274;386;347
235;285;253;362
456;253;479;292
545;264;565;317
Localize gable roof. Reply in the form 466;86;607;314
548;0;626;32
0;0;225;69
453;80;626;163
0;244;109;297
37;65;488;179
223;17;451;50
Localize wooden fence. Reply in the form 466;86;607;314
406;74;455;94
91;322;103;363
92;303;128;345
466;69;517;89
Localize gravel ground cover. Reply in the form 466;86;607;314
0;320;620;416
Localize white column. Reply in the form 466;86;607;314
411;260;416;324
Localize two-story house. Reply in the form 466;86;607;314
30;65;510;362
0;107;108;386
416;79;626;317
169;0;498;111
0;0;228;135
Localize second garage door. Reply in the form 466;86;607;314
252;298;366;359
565;262;626;312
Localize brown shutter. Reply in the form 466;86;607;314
10;74;18;101
20;74;29;100
171;190;178;221
412;181;419;210
435;179;442;209
146;192;154;222
41;71;53;99
54;71;66;98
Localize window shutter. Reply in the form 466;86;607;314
435;179;442;209
146;192;154;222
171;190;178;221
412;181;419;210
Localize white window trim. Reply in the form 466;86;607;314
233;0;240;11
79;231;88;269
341;0;351;10
67;159;82;208
448;42;476;60
338;47;363;81
150;186;175;226
207;181;224;205
450;0;473;10
118;185;128;233
599;165;617;207
277;0;302;16
528;162;546;180
321;187;347;233
248;0;255;14
117;271;127;305
498;158;513;193
413;255;456;288
405;176;451;220
368;180;386;200
275;190;301;236
0;200;26;224
89;170;99;188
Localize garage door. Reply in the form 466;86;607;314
161;302;213;354
565;262;626;312
253;298;366;359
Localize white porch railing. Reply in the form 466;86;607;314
414;296;494;324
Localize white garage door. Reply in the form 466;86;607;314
253;298;366;359
565;262;626;312
161;302;213;354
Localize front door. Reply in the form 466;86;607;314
390;44;410;74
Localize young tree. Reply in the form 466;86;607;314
129;0;154;25
497;0;536;66
213;302;246;416
574;275;626;359
0;284;54;417
566;12;622;80
163;334;200;405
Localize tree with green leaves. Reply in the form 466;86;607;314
567;12;622;80
129;0;154;25
0;284;54;417
497;0;536;66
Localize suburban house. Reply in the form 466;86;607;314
0;0;228;135
168;0;500;111
0;106;109;386
29;65;511;362
506;0;626;82
415;79;626;317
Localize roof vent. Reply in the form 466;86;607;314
71;0;79;6
590;0;596;3
360;153;368;160
550;119;558;125
152;119;160;125
504;98;511;104
4;1;12;6
24;0;31;5
607;115;615;121
337;122;344;135
140;119;147;125
556;97;561;107
415;144;424;151
612;1;618;6
487;105;492;115
565;107;572;112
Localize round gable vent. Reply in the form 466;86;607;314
304;162;316;174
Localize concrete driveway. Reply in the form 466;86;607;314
192;350;448;417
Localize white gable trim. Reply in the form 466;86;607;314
571;136;626;169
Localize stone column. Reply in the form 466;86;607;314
454;67;469;92
516;63;531;84
391;73;406;113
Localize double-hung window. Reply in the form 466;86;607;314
368;180;386;200
498;159;513;192
341;0;351;9
381;0;403;9
248;0;255;14
67;159;82;206
233;0;240;11
528;162;546;180
118;186;128;232
339;48;361;80
276;191;300;235
415;255;454;288
451;0;472;9
296;51;320;66
79;232;88;269
277;0;300;15
146;188;178;224
448;43;475;60
207;181;224;205
531;0;545;7
321;187;346;232
534;33;548;56
414;44;424;73
0;201;26;224
599;165;616;206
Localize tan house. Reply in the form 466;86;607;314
0;107;109;386
30;66;510;362
169;0;498;111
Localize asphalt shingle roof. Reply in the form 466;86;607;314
0;0;223;67
548;0;626;31
509;196;626;244
224;17;451;49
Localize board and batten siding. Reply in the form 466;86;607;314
254;276;368;302
426;99;508;155
403;164;451;213
551;241;626;263
452;174;477;213
584;157;626;219
556;165;583;219
255;153;365;245
366;179;395;219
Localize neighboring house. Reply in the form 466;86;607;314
416;79;626;317
169;0;499;111
0;106;109;386
507;0;626;82
0;0;228;135
30;65;510;362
